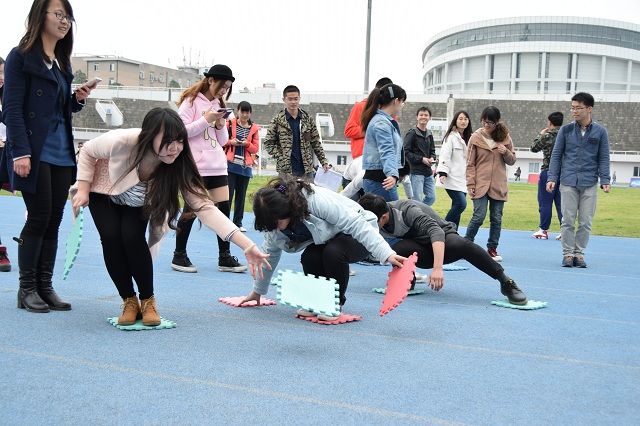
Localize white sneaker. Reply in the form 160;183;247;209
415;273;428;283
532;229;548;239
239;227;247;232
317;313;340;321
349;269;356;276
555;234;562;240
296;309;316;317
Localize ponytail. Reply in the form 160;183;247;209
360;83;407;132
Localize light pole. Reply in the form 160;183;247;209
364;0;372;94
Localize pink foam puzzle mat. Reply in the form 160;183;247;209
218;296;277;307
379;252;418;317
274;270;340;317
107;317;176;331
296;313;362;325
62;207;84;281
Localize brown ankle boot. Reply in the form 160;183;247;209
140;296;161;326
118;296;141;325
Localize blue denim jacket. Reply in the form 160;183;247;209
362;110;403;178
547;121;610;187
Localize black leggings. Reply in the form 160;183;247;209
21;163;73;241
228;172;250;228
300;233;370;306
89;193;153;300
175;175;230;255
392;233;503;280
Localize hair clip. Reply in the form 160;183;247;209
388;86;394;98
276;184;287;194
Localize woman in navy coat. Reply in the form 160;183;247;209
0;0;94;313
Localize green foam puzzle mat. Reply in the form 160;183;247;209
63;208;84;280
107;317;177;330
274;270;340;317
372;287;425;296
491;299;548;310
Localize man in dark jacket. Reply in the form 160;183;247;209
358;194;527;305
404;107;437;205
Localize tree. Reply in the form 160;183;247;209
169;79;181;88
73;70;87;84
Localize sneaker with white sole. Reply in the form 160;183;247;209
555;234;562;240
218;252;247;273
349;269;356;276
487;247;503;262
171;251;197;273
296;309;316;317
532;229;548;239
317;312;341;321
414;273;428;283
239;226;247;232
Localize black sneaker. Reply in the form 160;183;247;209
500;279;528;305
573;256;587;268
171;251;197;273
562;256;574;268
218;252;247;273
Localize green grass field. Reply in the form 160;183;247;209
243;176;640;238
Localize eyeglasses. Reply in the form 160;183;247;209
482;120;496;127
570;106;587;112
47;11;75;24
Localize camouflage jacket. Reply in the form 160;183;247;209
530;128;559;171
263;108;328;175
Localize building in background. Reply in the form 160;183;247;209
71;55;201;88
422;17;640;95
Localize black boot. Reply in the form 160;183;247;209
37;239;71;311
498;272;528;305
17;235;49;313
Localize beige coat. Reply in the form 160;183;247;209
466;129;516;201
75;128;237;255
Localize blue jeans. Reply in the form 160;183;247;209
410;174;436;206
444;189;467;229
464;195;505;249
537;170;562;230
362;178;399;201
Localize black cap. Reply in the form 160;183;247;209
203;64;235;82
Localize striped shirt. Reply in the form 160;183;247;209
110;181;148;207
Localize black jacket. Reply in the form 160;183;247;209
381;199;458;245
403;127;435;176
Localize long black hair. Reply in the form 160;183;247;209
443;110;472;144
253;176;314;232
113;107;208;229
360;83;406;132
19;0;75;73
480;106;509;143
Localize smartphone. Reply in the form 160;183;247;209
218;108;233;119
84;77;102;89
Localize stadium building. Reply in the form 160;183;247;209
422;17;640;95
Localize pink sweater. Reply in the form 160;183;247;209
178;93;230;176
75;128;238;254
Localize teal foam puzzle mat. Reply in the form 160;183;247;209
443;263;469;271
274;270;340;317
62;208;84;281
107;317;177;330
491;299;548;310
372;287;425;296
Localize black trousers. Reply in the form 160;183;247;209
392;233;503;279
89;193;153;300
175;175;231;255
21;162;73;241
228;172;250;228
300;233;370;306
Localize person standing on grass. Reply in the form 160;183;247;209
170;64;248;274
1;0;96;312
547;92;610;268
404;106;437;206
436;110;472;230
464;106;516;262
225;101;259;232
530;111;564;240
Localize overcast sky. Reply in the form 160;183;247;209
2;0;640;93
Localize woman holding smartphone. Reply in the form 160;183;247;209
225;101;259;231
170;64;247;274
0;0;95;313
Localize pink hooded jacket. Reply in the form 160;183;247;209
178;92;229;176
